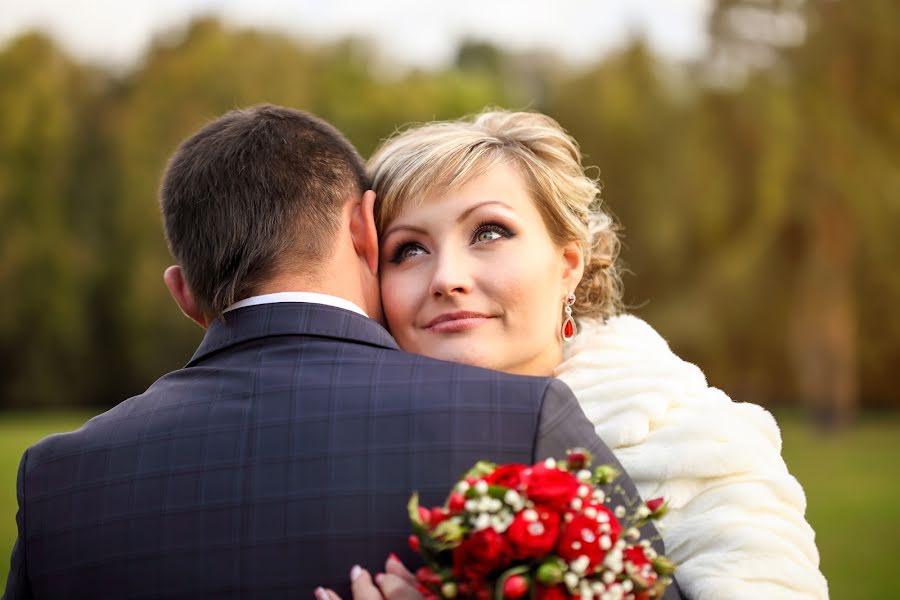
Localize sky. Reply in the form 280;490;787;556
0;0;713;70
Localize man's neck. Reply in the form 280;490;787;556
225;291;368;317
253;273;371;316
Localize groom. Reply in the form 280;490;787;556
3;105;679;599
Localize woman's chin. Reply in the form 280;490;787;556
400;339;562;377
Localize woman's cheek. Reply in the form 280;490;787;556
496;265;530;314
391;274;426;342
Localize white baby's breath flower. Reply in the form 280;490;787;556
570;555;590;576
473;513;491;530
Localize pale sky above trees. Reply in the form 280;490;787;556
0;0;711;69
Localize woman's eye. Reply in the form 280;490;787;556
390;243;427;263
475;229;503;243
472;223;513;244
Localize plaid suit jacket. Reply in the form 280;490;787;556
4;303;680;600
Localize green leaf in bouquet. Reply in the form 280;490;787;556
432;518;465;544
408;493;440;543
408;493;425;530
593;464;621;486
488;484;513;499
535;557;566;586
652;555;676;577
462;460;497;480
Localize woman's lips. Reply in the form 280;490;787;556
425;312;493;333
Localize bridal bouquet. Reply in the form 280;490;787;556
407;449;675;600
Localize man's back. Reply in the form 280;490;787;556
5;303;617;599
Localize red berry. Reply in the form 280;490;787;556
503;575;529;599
408;534;421;553
448;493;466;514
430;507;449;526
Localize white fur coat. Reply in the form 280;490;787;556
555;315;828;600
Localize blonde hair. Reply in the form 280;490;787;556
368;109;622;322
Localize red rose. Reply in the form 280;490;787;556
623;546;658;588
453;527;513;582
535;584;572;600
646;498;665;513
645;497;669;519
565;449;592;471
581;502;622;541
556;512;619;570
485;464;528;489
522;464;581;512
506;508;561;559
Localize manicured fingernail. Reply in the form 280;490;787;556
350;565;363;581
388;553;399;562
315;587;329;600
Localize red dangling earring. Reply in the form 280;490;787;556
562;292;577;342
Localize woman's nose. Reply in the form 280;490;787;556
428;250;473;297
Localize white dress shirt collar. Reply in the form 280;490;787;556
223;292;368;317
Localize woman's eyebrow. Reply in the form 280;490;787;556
381;223;428;240
382;201;514;240
457;201;514;223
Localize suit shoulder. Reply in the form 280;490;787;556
24;394;147;471
389;349;554;388
371;350;562;411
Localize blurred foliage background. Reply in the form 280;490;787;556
1;0;900;595
2;0;897;426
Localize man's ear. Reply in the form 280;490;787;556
561;240;585;295
163;265;209;329
349;190;379;276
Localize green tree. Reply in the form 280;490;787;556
0;33;113;407
706;0;900;424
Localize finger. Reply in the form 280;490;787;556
376;572;423;600
351;566;384;600
385;555;417;587
314;587;337;600
323;589;342;600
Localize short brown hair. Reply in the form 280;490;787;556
160;104;367;318
369;110;622;323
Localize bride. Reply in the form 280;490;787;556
334;110;827;600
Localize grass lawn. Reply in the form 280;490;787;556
1;409;898;596
0;410;97;592
779;413;900;599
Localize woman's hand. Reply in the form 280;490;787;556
316;555;422;600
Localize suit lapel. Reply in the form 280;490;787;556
187;302;399;366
